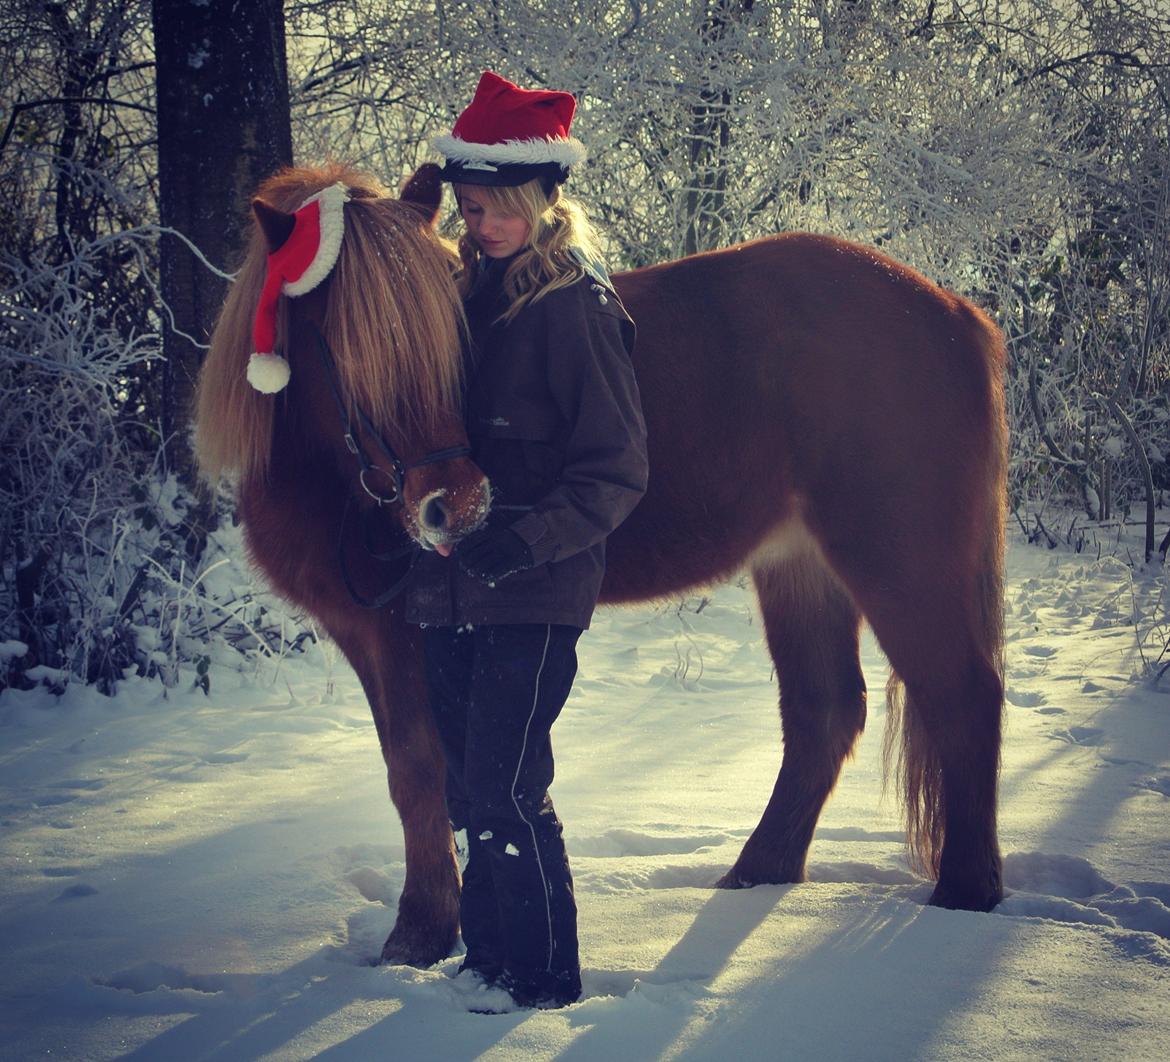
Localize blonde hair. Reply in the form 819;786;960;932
453;180;600;323
195;163;464;484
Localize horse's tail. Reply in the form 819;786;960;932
883;311;1007;879
882;531;1005;878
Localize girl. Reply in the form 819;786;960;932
406;71;648;1009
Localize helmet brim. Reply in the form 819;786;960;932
439;160;569;190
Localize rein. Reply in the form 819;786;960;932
312;327;470;609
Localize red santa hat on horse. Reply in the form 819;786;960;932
246;182;349;393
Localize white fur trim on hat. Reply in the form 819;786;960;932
284;182;350;297
432;133;587;169
247;353;292;394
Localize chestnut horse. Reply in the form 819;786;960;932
196;163;1007;966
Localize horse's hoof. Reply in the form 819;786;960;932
927;876;1003;913
715;855;804;890
714;869;750;890
379;921;456;967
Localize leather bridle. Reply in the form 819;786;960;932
311;326;471;608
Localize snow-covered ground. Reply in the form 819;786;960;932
1;534;1168;1061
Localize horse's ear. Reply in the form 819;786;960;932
399;163;444;226
252;198;296;253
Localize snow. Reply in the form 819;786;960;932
1;536;1168;1060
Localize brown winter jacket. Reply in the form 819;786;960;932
405;259;648;629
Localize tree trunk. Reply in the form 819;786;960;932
683;0;754;257
152;0;293;482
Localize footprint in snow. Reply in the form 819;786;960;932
200;751;250;765
1001;852;1170;948
1005;687;1047;708
49;778;106;791
815;826;907;843
32;793;79;807
53;883;98;901
1050;726;1105;747
582;969;714;1005
807;861;919;886
1100;755;1149;768
1022;644;1057;658
1004;852;1113;898
95;961;231;996
1134;775;1170;798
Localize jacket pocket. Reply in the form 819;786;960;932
461;560;556;610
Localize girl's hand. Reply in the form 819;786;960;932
455;527;534;583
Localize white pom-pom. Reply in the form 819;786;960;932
247;353;291;393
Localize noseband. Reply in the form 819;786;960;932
313;328;470;505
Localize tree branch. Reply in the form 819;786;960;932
1;97;155;155
1014;49;1162;87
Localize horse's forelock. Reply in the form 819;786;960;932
322;193;464;445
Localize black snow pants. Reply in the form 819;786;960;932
422;623;582;1004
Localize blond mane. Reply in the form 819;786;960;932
195;163;464;484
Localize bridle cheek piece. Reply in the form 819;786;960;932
315;327;471;506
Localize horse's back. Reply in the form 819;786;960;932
614;232;1003;386
612;232;1005;478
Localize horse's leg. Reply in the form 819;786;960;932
326;607;461;965
717;541;866;888
822;528;1005;913
883;585;1003;911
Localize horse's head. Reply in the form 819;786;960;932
196;163;489;552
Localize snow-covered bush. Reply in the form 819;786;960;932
0;235;312;693
0;233;162;690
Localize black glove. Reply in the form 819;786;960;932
455;527;535;583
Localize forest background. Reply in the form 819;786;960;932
1;0;1167;693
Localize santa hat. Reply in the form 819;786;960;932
432;71;586;189
247;182;350;394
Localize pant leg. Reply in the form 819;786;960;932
422;625;502;974
421;626;475;828
463;623;583;999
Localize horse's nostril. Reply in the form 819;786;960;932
423;497;448;530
